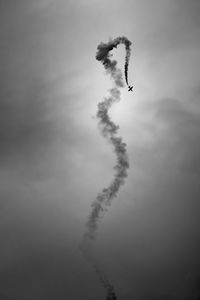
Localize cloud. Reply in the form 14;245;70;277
0;1;199;299
151;97;200;175
100;96;200;300
0;79;54;163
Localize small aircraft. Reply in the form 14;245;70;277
128;85;133;92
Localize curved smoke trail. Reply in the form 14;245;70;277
80;37;132;300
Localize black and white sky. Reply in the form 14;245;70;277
0;1;200;299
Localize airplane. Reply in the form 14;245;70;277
128;85;133;92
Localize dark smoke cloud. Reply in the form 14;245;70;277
80;37;131;299
96;36;132;87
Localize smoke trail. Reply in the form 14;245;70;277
80;37;131;299
95;36;132;86
124;40;132;86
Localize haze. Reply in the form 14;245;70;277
0;1;200;299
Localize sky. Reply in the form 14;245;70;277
0;0;200;299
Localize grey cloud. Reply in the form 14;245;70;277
0;80;54;161
1;1;200;300
175;0;200;27
152;98;200;175
95;96;200;300
127;0;200;56
119;97;200;299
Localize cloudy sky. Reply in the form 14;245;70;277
0;0;200;299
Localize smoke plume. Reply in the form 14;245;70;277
95;36;132;86
80;37;132;300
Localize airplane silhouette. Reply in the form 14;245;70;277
128;86;133;92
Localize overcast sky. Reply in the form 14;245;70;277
0;1;200;299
